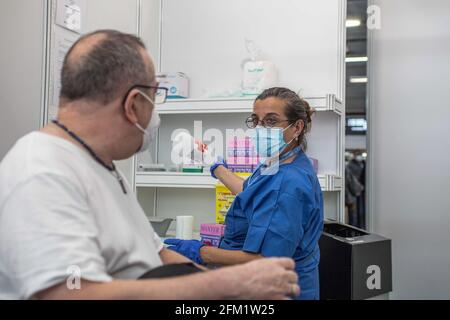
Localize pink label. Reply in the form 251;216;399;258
200;224;226;236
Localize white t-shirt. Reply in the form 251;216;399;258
0;132;163;299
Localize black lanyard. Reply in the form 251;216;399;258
51;119;127;194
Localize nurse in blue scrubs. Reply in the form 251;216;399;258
165;87;324;300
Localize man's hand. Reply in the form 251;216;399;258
228;257;300;300
36;257;299;300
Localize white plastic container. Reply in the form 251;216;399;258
176;215;194;240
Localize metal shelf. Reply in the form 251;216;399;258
156;94;343;115
135;172;342;192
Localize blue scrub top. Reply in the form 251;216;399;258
219;149;324;300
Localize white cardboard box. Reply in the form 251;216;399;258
157;72;190;99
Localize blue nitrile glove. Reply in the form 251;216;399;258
210;156;228;179
164;239;204;264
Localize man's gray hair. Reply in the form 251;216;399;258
60;29;152;105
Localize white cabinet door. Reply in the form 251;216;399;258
160;0;346;100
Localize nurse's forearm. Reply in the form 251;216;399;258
214;166;244;195
159;247;192;264
200;246;262;265
159;248;208;271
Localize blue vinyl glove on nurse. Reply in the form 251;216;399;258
164;239;204;265
210;156;228;179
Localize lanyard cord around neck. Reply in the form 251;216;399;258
51;119;127;194
266;145;302;167
248;145;302;186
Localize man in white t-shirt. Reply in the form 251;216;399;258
0;30;299;300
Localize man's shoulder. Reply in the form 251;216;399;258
0;132;88;202
1;131;81;171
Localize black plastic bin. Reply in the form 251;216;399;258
319;222;392;300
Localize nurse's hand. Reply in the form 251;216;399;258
232;257;300;300
210;156;228;179
209;156;244;194
164;239;204;265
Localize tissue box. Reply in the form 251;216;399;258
201;235;222;247
200;223;226;236
226;137;258;173
157;72;189;99
200;224;226;247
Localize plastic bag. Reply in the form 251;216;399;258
242;39;278;95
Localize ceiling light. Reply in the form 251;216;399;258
346;56;368;63
346;19;361;28
350;77;368;83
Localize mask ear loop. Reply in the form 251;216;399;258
283;122;298;146
137;90;156;107
135;122;147;134
133;89;157;129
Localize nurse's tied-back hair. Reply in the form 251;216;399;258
256;87;315;151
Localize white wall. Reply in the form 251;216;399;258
0;0;140;183
0;0;46;159
368;0;450;299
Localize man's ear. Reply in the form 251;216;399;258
123;89;141;124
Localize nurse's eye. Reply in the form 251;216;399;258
262;117;279;128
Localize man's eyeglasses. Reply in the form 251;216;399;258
123;85;168;105
245;115;292;129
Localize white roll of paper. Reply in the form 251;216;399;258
176;215;194;240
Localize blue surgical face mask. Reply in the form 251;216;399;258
251;124;295;158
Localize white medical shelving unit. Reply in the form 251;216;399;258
134;0;347;230
38;0;346;231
